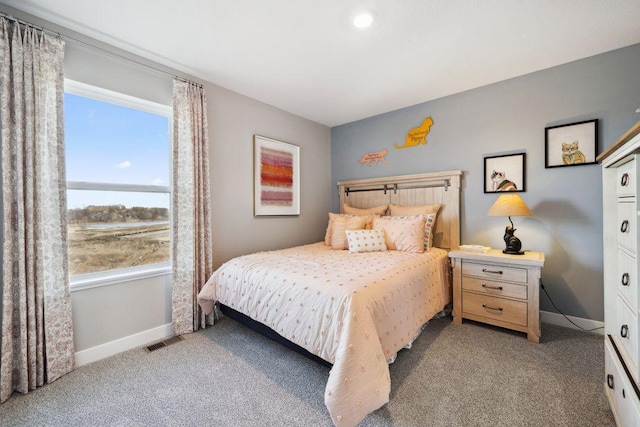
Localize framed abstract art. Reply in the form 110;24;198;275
254;135;300;216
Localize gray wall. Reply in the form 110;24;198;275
207;83;331;268
1;5;331;354
332;43;640;322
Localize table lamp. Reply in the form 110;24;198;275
487;194;533;255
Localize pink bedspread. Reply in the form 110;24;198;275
197;242;451;426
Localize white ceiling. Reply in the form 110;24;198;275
3;0;640;127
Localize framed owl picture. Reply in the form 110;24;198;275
545;119;598;168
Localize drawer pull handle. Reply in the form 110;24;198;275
621;324;629;338
607;374;614;389
621;220;630;233
622;273;630;286
482;304;503;312
482;284;503;291
482;268;503;275
621;173;630;187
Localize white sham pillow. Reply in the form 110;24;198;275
345;229;387;253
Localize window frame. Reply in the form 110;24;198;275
64;79;173;291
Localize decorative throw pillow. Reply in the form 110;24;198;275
423;213;437;250
330;215;369;250
372;216;426;253
325;213;351;245
345;229;387;253
343;203;388;216
379;213;438;250
325;212;374;246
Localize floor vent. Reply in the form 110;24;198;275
144;335;184;353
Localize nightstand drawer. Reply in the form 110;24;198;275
461;261;527;284
462;292;527;327
461;276;527;300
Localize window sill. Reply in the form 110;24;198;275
70;264;172;292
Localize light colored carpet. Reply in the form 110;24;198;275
0;316;615;426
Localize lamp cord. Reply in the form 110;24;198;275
540;279;603;332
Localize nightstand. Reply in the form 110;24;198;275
448;249;545;343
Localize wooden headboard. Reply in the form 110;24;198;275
337;170;462;251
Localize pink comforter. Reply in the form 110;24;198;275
197;242;451;426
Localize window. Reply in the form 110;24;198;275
64;80;172;288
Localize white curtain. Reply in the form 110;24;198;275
172;80;214;334
0;17;74;403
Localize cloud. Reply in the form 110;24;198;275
152;178;164;185
116;161;132;169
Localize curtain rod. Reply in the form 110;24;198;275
0;12;202;88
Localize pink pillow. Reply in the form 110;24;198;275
331;215;369;250
372;216;426;253
343;203;388;216
324;213;374;245
378;214;437;250
388;203;441;216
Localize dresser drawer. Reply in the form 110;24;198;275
605;337;640;427
461;276;527;300
461;261;527;284
616;297;639;382
618;201;637;254
618;249;638;312
617;159;636;197
462;292;527;327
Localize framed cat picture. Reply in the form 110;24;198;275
545;119;598;168
484;153;526;193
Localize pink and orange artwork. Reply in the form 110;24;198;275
260;147;294;205
254;135;300;215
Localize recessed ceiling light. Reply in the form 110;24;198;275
353;12;374;29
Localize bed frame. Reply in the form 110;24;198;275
221;170;463;365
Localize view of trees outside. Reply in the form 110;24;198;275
65;89;171;276
67;204;170;276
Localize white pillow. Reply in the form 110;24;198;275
345;229;387;253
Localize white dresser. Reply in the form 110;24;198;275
599;120;640;425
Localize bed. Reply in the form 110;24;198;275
198;170;462;427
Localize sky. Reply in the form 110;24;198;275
65;93;170;209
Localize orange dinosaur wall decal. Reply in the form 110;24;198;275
394;117;434;149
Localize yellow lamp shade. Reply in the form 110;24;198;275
487;194;533;217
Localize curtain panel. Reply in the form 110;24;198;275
172;80;214;334
0;18;74;403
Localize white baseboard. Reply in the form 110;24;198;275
75;323;173;367
541;310;605;335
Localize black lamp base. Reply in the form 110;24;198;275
503;224;524;255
